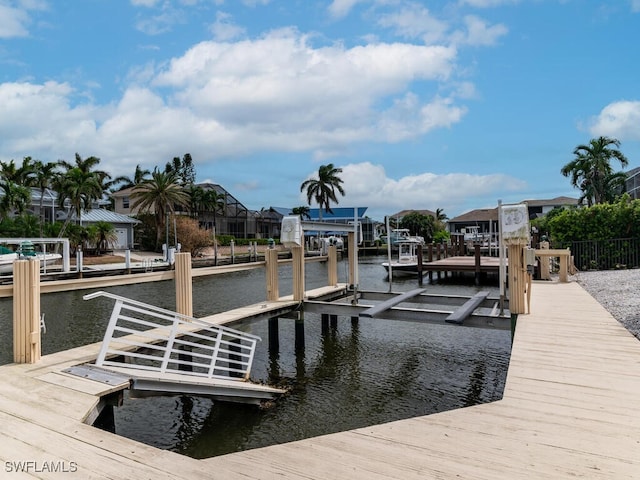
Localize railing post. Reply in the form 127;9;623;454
13;259;41;364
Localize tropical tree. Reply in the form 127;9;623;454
300;163;345;220
93;221;118;254
400;212;435;242
112;164;152;191
0;180;31;217
54;154;107;235
130;169;190;249
165;153;196;185
32;160;60;235
290;206;311;220
561;136;629;206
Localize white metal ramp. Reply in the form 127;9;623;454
79;291;285;405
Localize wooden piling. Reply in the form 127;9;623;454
347;232;356;288
13;259;41;364
507;243;526;314
292;246;305;301
327;245;338;286
174;252;192;317
265;248;280;301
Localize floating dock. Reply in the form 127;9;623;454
2;280;640;478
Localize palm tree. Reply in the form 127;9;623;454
130;169;190;249
113;164;152;191
93;221;118;254
54;154;107;235
300;163;345;220
561;136;629;206
290;206;311;220
435;208;448;222
0;180;31;217
32;160;60;235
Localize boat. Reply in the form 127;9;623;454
382;241;422;275
0;242;62;274
380;229;425;246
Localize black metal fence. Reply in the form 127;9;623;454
554;238;640;270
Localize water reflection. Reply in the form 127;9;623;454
0;255;510;458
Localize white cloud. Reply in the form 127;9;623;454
328;0;362;19
589;101;640;141
0;2;31;38
460;0;520;7
0;29;471;180
631;0;640;12
451;15;508;46
319;162;527;217
209;11;245;41
376;4;449;44
135;5;187;35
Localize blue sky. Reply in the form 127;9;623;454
1;0;639;221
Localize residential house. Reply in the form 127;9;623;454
626;167;640;200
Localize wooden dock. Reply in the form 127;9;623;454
2;281;640;478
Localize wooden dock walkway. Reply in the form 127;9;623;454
2;281;640;478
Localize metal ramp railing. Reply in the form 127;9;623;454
83;291;261;381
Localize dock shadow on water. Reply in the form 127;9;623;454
0;255;511;459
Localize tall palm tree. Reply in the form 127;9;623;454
290;206;311;220
130;169;190;248
0;157;35;217
561;136;629;206
113;164;152;191
32;160;60;235
300;163;345;220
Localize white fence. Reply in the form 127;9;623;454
84;291;261;381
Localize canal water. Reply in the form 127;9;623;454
0;255;511;459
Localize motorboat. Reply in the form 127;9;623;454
382;241;422;275
380;229;425;246
0;242;62;274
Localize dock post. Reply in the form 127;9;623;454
347;232;356;288
295;311;305;351
327;244;338;286
265;248;280;301
268;316;279;353
175;252;193;371
474;245;481;286
175;252;192;317
321;313;329;334
428;244;433;283
507;244;526;314
330;315;338;329
13;259;41;363
292;245;305;301
417;244;424;286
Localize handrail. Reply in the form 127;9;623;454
84;291;261;381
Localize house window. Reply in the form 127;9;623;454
122;196;130;209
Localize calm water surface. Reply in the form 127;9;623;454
0;255;511;458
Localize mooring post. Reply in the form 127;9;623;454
13;259;41;363
330;314;338;329
428;243;433;283
474;244;481;286
295;310;305;351
175;252;193;317
268;316;279;353
292;245;305;301
174;252;193;371
417;244;424;286
507;244;526;314
265;248;280;301
327;244;338;286
321;313;329;335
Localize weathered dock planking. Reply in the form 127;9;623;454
2;281;640;478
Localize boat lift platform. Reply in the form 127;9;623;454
305;289;510;329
